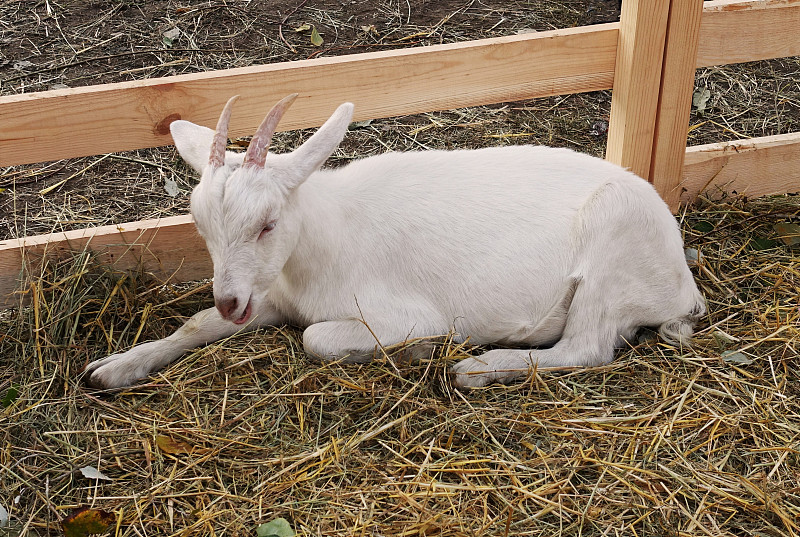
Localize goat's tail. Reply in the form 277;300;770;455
658;297;706;347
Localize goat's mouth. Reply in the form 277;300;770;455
233;300;252;325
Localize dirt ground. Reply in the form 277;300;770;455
1;0;799;240
1;1;799;536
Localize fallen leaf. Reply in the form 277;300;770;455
156;435;195;455
62;507;114;537
692;220;714;233
294;23;311;32
12;60;34;70
256;517;294;537
2;385;18;408
750;237;778;251
310;26;324;46
722;350;753;365
164;178;179;197
162;27;181;47
588;119;608;137
0;503;8;526
774;222;800;247
350;119;373;129
692;87;711;114
79;466;113;481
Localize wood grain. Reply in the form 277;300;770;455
681;132;800;202
605;0;671;179
696;0;800;67
0;25;618;166
0;215;207;308
650;0;705;210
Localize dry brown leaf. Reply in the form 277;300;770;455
156;435;209;456
155;435;194;455
62;507;114;537
774;222;800;246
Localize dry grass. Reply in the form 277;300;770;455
1;1;800;536
1;194;799;536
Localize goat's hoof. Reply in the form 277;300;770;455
81;348;154;390
451;349;535;388
81;368;107;390
81;358;133;390
450;357;495;388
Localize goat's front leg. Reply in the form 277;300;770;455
302;318;441;363
84;304;283;389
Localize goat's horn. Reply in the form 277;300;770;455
243;93;299;169
209;95;240;168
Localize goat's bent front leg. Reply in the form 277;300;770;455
303;318;441;363
84;303;283;389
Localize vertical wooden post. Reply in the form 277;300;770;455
606;0;705;212
605;0;670;179
650;0;705;210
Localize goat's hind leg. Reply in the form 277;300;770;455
451;277;628;388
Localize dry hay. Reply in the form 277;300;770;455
1;1;800;536
0;193;799;536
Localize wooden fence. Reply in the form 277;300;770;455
1;0;799;307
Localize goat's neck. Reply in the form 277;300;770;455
281;171;345;283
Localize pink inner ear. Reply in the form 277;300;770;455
209;95;240;168
243;93;299;169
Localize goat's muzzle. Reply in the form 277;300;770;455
216;296;252;324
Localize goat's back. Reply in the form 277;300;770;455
281;145;680;331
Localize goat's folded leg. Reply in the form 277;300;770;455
84;304;283;389
450;320;622;388
451;279;627;388
302;318;440;363
449;347;582;388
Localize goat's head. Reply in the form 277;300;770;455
169;95;354;324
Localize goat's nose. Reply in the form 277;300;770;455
215;296;238;319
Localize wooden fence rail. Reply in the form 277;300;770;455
2;0;798;168
2;25;620;167
1;0;799;307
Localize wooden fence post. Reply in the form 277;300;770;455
607;0;704;211
650;0;705;210
605;0;670;179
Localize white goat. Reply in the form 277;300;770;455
84;94;705;389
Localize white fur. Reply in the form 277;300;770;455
85;100;705;389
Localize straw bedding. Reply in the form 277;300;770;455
1;1;799;535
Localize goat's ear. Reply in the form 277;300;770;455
286;102;354;184
170;120;215;173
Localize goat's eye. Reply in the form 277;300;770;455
259;220;277;239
